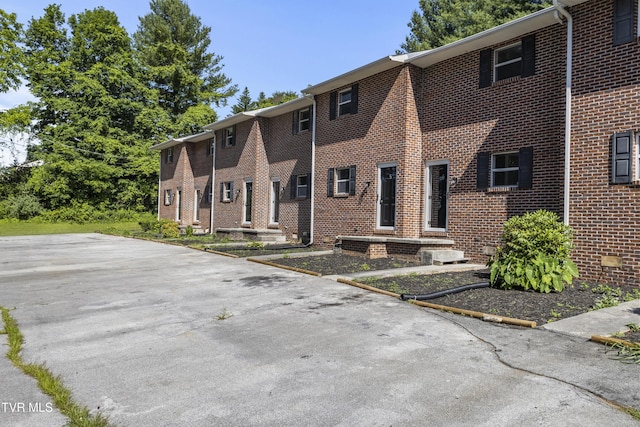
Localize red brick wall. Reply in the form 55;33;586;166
569;0;640;286
314;66;420;245
421;25;567;266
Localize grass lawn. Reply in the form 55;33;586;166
0;220;141;236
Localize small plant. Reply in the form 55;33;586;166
359;263;371;271
607;342;640;364
161;221;180;238
215;308;233;321
627;323;640;333
185;225;194;237
247;241;265;249
550;309;562;319
488;210;578;293
623;288;640;302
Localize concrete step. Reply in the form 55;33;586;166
421;250;468;265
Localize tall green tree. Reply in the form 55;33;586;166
0;9;24;93
231;88;298;115
133;0;237;136
24;5;167;211
399;0;551;52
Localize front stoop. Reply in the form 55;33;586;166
337;235;467;265
420;250;469;265
216;228;287;243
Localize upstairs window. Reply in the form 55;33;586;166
165;147;174;164
299;108;310;132
292;107;311;134
329;83;359;120
207;138;215;156
223;126;235;148
494;43;522;82
479;35;535;88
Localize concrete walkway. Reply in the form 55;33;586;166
0;234;638;426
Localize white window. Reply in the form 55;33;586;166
297;175;308;198
165;147;174;163
494;43;522;82
491;152;519;187
164;189;173;205
224;126;235;148
222;182;233;202
299;108;310;132
338;88;352;116
336;168;350;194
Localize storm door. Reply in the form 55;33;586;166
425;162;448;231
377;164;397;229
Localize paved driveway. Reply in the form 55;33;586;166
0;234;637;426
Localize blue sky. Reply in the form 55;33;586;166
0;0;420;117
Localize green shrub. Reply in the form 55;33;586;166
5;194;42;220
488;210;578;293
185;225;194;237
161;221;180;238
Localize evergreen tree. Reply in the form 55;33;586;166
24;6;166;211
133;0;237;136
231;87;255;114
399;0;551;52
231;88;298;115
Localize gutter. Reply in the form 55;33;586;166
553;1;573;226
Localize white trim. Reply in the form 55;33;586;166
376;162;397;230
194;188;201;223
335;167;350;195
243;179;253;224
424;160;449;232
296;175;308;198
494;42;522;82
636;134;640;182
491;151;519;188
269;178;281;225
298;107;310;132
175;187;182;222
338;88;352;116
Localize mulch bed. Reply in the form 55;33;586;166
269;253;640;331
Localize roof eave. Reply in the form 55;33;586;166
302;55;408;95
151;130;213;150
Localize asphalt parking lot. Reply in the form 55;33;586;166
1;234;638;426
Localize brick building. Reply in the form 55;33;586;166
154;0;640;286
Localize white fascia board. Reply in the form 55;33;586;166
302;56;408;95
408;7;560;69
203;110;263;132
151;131;213;150
258;96;314;118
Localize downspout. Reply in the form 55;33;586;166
157;154;162;220
210;134;216;235
554;1;573;226
309;96;317;245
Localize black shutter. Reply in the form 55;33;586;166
292;110;299;135
329;92;337;120
477;152;490;190
518;146;534;189
479;49;492;88
290;175;297;199
521;35;536;78
229;182;234;202
349;165;357;195
327;168;335;197
612;131;633;183
351;83;359;115
306;173;312;199
614;0;635;45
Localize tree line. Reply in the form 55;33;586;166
0;0;549;220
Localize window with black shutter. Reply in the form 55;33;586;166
330;84;359;119
614;0;635;45
612;131;633;183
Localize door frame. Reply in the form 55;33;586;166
243;179;253;225
376;162;397;230
269;178;280;225
424;160;449;232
